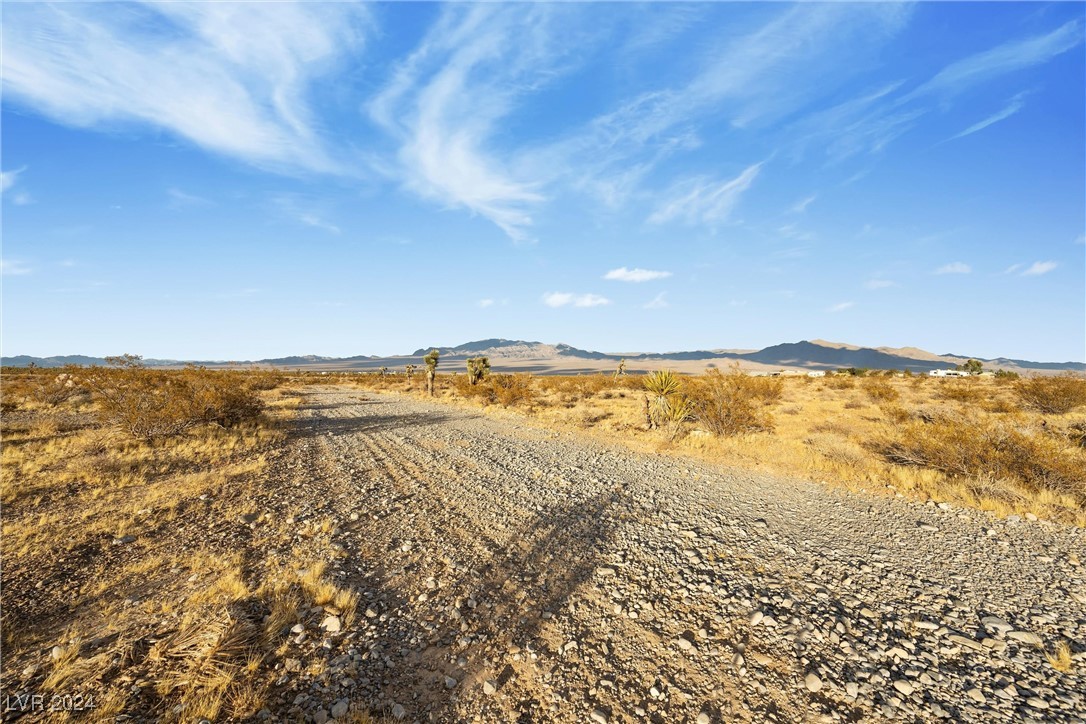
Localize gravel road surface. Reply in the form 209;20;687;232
263;386;1085;723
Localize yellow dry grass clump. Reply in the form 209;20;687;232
0;365;368;721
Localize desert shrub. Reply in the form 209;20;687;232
244;369;287;391
861;377;900;403
937;380;985;404
827;376;855;390
870;414;1086;499
1015;374;1086;414
686;369;782;437
84;358;264;441
487;374;535;408
994;369;1020;381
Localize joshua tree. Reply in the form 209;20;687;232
423;349;440;396
644;369;681;430
613;358;627;380
467;356;491;385
405;364;417;378
379;367;389;377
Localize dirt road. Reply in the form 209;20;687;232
263;386;1085;723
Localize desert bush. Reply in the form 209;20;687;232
937;380;985;404
827;376;855;390
686;369;782;437
870;414;1086;499
243;368;287;391
644;370;682;430
487;373;536;408
861;377;900;403
994;369;1020;381
1015;374;1086;414
84;358;264;441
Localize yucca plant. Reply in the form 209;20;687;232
644;369;682;430
423;349;440;396
466;356;491;385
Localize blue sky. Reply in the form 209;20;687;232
2;2;1084;362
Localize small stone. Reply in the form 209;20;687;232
590;708;609;723
805;673;823;693
597;567;616;576
966;688;985;704
697;713;711;724
313;709;329;724
483;679;497;695
1006;630;1042;646
677;637;694;652
444;676;457;689
1026;697;1049;710
321;615;342;633
290;623;305;634
330;699;349;719
980;616;1012;634
893;680;915;696
391;703;406;720
50;646;65;660
749;610;764;626
845;682;859;699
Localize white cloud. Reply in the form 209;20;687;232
1002;263;1023;275
1;167;27;194
1074;233;1085;245
273;195;340;234
368;4;580;241
542;292;611;308
167;188;213;209
1;259;32;276
864;279;896;290
945;93;1028;142
2;2;371;175
789;194;817;214
12;192;33;206
603;267;672;283
935;262;971;275
477;298;495;308
827;301;854;313
902;20;1083;102
644;292;669;309
648;163;762;226
1021;261;1057;276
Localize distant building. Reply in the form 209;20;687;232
807;371;826;377
928;369;969;377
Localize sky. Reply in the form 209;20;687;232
2;1;1084;362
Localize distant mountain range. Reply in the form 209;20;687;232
4;339;1082;374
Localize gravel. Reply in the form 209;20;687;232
251;387;1086;723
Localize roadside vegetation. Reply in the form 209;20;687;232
0;363;375;721
355;366;1086;525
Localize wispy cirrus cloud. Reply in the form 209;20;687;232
2;2;371;175
369;4;588;242
644;292;669;309
542;292;611;308
1021;261;1057;276
789;194;817;214
272;195;340;234
1;259;33;276
648;163;762;226
944;92;1028;143
1;167;27;193
864;278;897;290
603;267;672;283
935;262;971;275
827;301;854;313
900;20;1083;103
167;188;213;209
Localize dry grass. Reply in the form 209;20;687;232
1046;641;1074;673
0;367;372;720
355;369;1086;525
